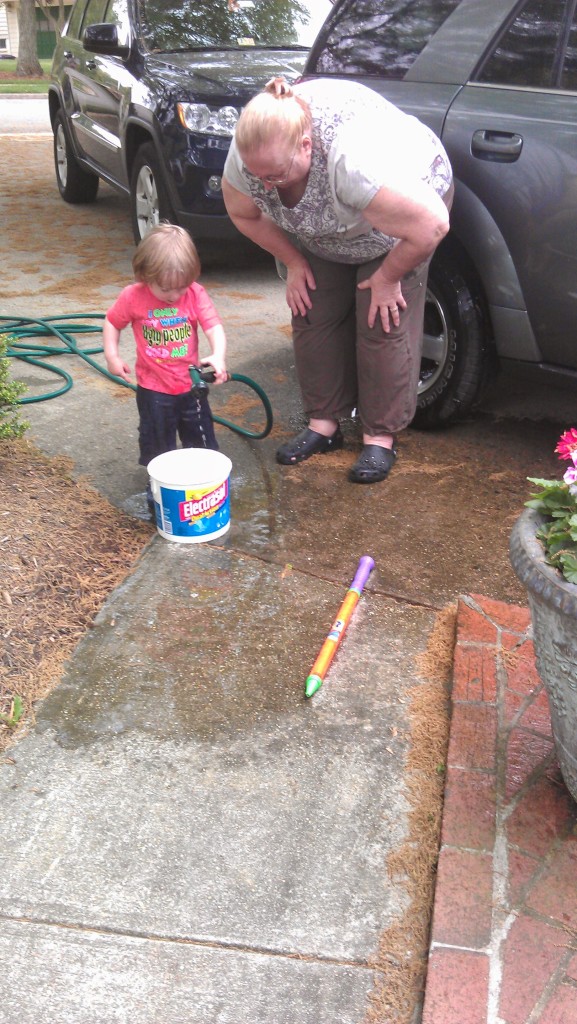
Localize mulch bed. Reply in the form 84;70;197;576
0;438;153;751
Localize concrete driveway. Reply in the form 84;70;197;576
1;107;576;1024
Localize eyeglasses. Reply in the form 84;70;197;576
246;140;300;186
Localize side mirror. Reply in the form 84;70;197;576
83;23;130;58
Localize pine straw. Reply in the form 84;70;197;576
0;438;153;752
364;602;457;1024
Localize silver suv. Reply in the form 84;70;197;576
304;0;577;426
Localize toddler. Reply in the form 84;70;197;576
103;224;227;510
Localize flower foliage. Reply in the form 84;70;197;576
526;429;577;584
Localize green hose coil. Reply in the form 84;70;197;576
1;314;273;440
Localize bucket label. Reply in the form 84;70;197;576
156;475;231;540
179;480;228;524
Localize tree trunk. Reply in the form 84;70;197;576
16;0;43;77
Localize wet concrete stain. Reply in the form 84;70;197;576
35;535;421;753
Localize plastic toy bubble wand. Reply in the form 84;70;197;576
305;556;375;698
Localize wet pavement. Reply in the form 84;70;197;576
2;121;577;1023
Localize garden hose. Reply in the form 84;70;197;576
1;314;273;440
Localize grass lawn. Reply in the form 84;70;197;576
0;58;51;93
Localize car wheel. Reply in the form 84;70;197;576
412;252;493;428
53;110;99;204
130;143;174;243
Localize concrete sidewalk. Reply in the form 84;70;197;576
0;536;438;1024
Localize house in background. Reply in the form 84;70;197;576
0;1;16;54
0;0;73;59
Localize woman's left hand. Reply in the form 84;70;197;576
358;270;407;332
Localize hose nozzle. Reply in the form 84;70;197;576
189;364;215;398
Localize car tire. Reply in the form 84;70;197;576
130;143;175;243
412;252;494;429
53;110;99;204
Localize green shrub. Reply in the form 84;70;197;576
0;334;28;440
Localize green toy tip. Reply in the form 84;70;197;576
305;675;323;698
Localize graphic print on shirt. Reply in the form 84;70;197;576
141;304;194;362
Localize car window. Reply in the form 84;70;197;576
81;0;110;34
66;0;88;39
307;0;462;79
476;0;570;89
137;0;331;52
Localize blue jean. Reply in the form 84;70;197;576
136;385;218;466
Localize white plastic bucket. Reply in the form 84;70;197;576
147;448;232;543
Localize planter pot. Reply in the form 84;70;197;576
510;508;577;802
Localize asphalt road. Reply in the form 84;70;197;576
0;94;51;133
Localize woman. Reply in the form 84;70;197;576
222;77;453;484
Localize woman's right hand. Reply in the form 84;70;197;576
285;256;316;317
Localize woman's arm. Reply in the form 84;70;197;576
359;181;450;331
222;178;316;316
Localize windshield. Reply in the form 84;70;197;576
138;0;331;52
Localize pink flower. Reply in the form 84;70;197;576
564;465;577;487
556;427;577;462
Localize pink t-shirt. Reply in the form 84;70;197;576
106;281;222;395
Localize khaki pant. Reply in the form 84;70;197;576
291;251;430;437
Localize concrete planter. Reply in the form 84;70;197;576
510;508;577;802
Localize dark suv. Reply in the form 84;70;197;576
48;0;330;244
304;0;577;427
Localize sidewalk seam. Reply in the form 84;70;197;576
0;911;374;967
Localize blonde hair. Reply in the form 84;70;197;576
235;78;312;156
132;223;201;288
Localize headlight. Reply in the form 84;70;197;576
177;102;240;136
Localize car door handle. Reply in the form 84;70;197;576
472;129;523;162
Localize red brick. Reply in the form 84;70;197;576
544;761;565;788
538;984;577;1024
452;645;497;702
507;849;540;909
422;948;489;1024
430;847;493;949
506;778;575;858
502;630;533;652
518;686;551;734
457;601;498;644
447;703;497;771
441;766;496;851
499;914;568;1024
502;639;540;696
470;595;531;633
505;728;555;800
526;837;577;928
503;686;552;734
